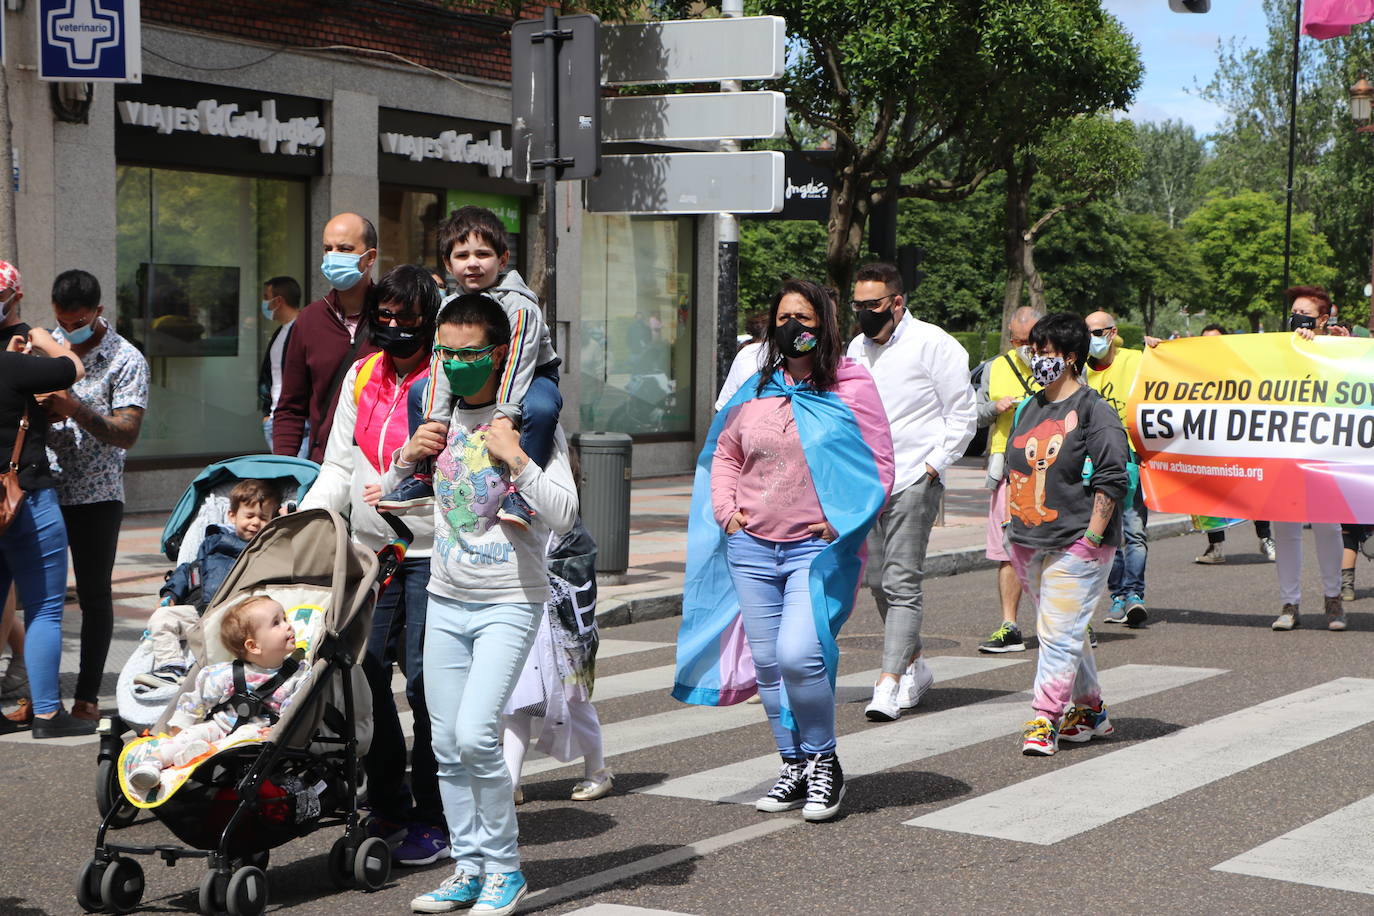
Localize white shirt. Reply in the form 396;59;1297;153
268;317;296;416
714;341;768;410
847;310;976;494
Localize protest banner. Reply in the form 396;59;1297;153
1127;333;1374;524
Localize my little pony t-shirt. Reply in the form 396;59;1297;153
1002;385;1129;551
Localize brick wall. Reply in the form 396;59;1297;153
143;0;559;83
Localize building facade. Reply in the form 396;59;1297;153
7;1;720;510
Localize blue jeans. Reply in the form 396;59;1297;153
519;367;562;468
0;488;68;715
726;531;833;758
262;416;310;459
1108;488;1148;600
424;594;539;874
363;555;441;825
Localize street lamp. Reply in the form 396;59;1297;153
1352;76;1374;331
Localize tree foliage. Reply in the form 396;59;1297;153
1121;120;1206;228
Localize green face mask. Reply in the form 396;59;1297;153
440;346;497;398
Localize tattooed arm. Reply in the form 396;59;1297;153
43;391;145;449
1088;490;1117;540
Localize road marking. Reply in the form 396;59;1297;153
523;655;1025;777
590;665;676;702
520;819;799;912
644;664;1224;805
597;639;673;659
908;676;1374;846
1213;792;1374;895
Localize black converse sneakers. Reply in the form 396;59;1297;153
802;752;845;822
755;756;809;812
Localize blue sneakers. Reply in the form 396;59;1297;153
472;870;528;915
379;475;435;512
393;822;449;867
411;871;482;913
1104;595;1127;624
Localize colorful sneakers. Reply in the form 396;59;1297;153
897;657;934;709
1021;716;1058;756
472;870;528;915
1104;596;1127;625
1059;703;1114;743
393;823;449;867
863;678;902;722
1124;594;1148;628
754;757;808;812
978;622;1026;654
1272;603;1300;631
411;871;482;913
802;752;845;822
379;476;435;512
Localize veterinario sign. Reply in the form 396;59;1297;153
38;0;141;82
1127;333;1374;524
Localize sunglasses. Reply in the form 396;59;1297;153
375;307;424;326
849;294;895;312
434;344;496;363
1089;326;1116;337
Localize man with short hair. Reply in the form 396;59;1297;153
975;306;1043;653
272;213;379;462
258;275;303;453
847;263;976;722
1084;310;1148;628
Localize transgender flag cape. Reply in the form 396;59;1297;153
672;358;894;726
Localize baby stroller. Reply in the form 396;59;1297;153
96;455;320;829
78;508;395;916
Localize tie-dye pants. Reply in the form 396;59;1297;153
1008;541;1116;722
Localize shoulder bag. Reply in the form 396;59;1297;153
0;411;29;533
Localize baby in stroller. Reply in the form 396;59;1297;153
135;479;282;690
126;595;310;791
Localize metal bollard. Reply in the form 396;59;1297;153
570;432;633;578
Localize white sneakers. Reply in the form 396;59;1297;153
864;657;934;722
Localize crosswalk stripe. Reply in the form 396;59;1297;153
596;639;672;659
524;655;1026;777
643;663;1225;805
908;676;1374;846
591;665;677;702
1212;792;1374;895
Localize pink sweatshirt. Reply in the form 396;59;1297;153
711;396;825;542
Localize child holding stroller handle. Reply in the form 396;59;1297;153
135;479;281;689
379;293;578;916
126;595;310;791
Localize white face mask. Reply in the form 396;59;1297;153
1089;334;1111;359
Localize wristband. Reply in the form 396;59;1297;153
1084;530;1104;547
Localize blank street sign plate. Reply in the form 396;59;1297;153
601;17;786;85
585;151;785;214
601;91;785;143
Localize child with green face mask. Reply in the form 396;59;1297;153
382;293;579;916
379;206;562;534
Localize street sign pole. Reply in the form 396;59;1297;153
716;0;743;393
535;6;568;329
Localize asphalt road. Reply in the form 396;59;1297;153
5;531;1374;916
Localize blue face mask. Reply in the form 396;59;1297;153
261;299;275;320
321;251;368;291
63;318;98;345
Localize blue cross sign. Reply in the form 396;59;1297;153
38;0;141;82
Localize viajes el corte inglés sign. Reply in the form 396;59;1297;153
379;128;512;178
117;97;326;156
38;0;142;82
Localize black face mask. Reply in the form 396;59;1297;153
774;317;820;359
857;305;894;339
372;324;426;359
1288;313;1318;332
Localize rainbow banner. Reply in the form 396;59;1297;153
1127;333;1374;524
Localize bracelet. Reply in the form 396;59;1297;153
1083;530;1104;547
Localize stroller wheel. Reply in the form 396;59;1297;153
327;837;355;890
197;870;228;916
225;865;268;916
95;758;138;829
99;856;145;914
241;849;270;871
352;836;391;891
76;857;106;912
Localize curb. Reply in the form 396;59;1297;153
595;516;1199;628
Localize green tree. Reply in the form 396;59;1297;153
1122;120;1206;228
755;0;1141;297
1183;191;1336;332
737;218;829;319
1117;212;1209;336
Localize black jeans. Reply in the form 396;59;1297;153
62;500;124;704
1208;520;1272;545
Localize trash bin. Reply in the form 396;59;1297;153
571;432;633;576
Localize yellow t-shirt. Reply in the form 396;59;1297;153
987;349;1041;458
1085;346;1142;432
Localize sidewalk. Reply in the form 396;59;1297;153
106;457;1195;633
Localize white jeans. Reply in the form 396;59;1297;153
1272;521;1342;606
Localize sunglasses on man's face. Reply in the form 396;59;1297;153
849;295;895;312
1089;326;1116;337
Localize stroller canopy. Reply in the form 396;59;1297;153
160;455;320;561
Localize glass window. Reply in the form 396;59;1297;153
379;184;527;282
115;166;307;459
580;214;695;437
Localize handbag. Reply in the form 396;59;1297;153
0;411;28;534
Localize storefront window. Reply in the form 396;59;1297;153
580;214;695;437
379;185;526;280
115;166;307;459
